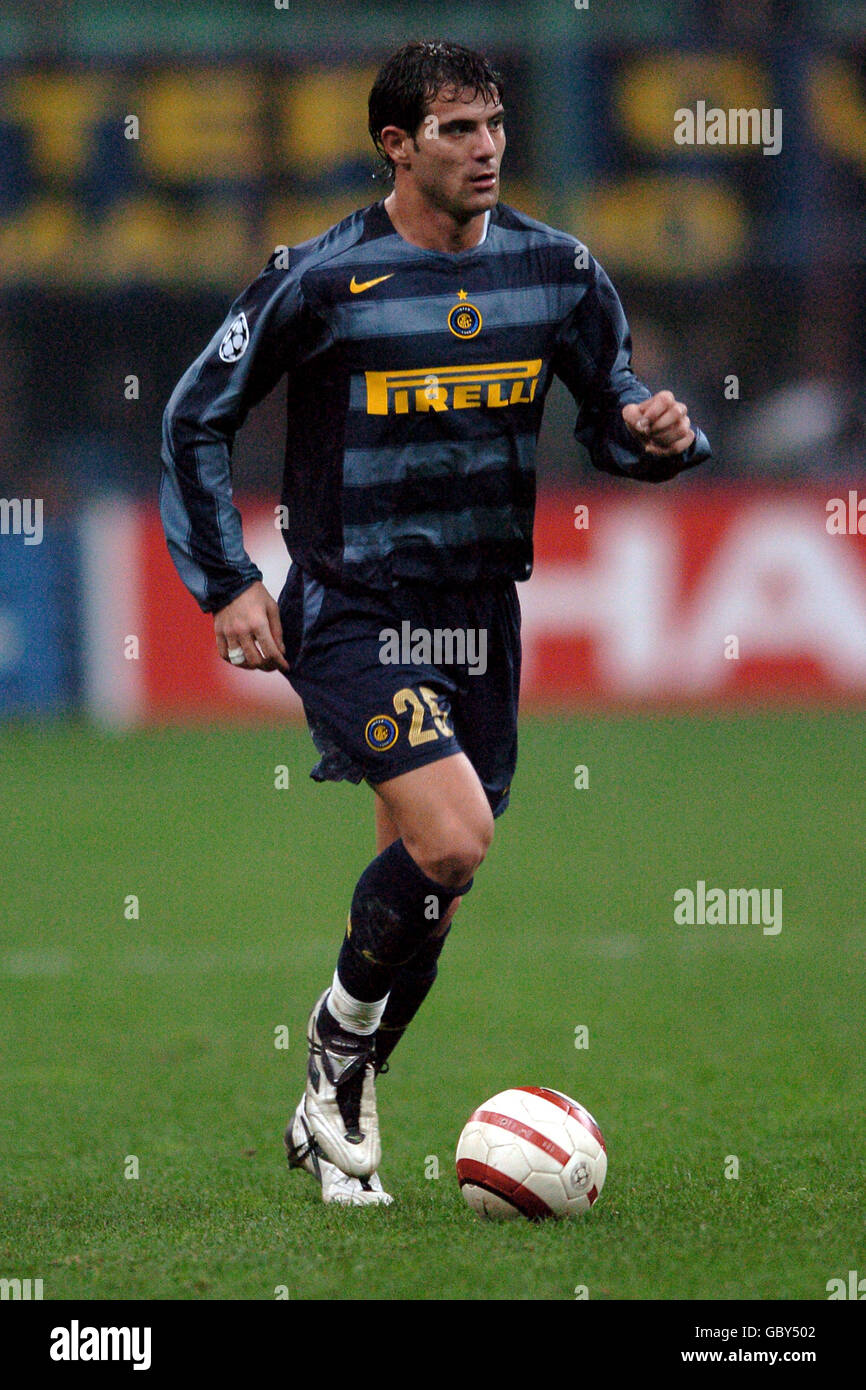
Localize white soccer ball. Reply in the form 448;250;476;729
455;1086;607;1220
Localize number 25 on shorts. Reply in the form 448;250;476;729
393;686;454;745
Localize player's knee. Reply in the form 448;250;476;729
424;849;478;889
411;810;493;888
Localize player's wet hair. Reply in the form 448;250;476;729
368;40;503;181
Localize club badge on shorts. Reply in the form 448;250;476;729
448;289;482;340
365;715;399;751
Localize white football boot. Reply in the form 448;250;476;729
303;989;382;1178
284;1095;392;1206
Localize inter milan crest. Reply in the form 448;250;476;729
448;289;482;340
218;312;249;363
365;714;399;751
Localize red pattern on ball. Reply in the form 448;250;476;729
517;1086;607;1152
456;1157;555;1221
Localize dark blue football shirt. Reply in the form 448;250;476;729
160;199;711;612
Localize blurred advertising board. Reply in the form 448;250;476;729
80;489;866;725
5;41;865;287
0;515;78;715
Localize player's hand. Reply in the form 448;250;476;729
622;391;695;457
214;581;289;673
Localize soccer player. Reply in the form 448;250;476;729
160;41;711;1205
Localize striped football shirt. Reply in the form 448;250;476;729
160;199;711;611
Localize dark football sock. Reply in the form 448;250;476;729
374;926;451;1070
336;837;471;1003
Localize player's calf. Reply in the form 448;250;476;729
374;921;453;1071
304;840;472;1172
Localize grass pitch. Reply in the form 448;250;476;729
1;711;863;1300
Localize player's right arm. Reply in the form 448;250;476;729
212;579;288;673
159;253;325;668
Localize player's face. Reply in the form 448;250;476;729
408;89;505;221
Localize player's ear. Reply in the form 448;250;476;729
379;125;411;169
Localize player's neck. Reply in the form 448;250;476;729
383;189;488;255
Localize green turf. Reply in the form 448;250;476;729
0;711;863;1300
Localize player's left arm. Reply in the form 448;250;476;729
551;250;712;482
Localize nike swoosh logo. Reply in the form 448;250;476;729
350;273;395;294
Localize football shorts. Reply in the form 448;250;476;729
278;562;521;819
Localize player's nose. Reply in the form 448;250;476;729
474;125;498;160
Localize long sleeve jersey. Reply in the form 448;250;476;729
160;199;711;612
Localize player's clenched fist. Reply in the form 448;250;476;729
622;390;695;457
214;580;289;672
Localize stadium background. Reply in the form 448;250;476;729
3;0;866;718
2;0;865;1306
